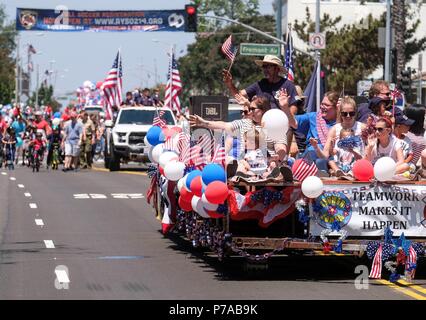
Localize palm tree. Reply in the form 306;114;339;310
392;0;406;84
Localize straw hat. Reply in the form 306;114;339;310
254;55;285;72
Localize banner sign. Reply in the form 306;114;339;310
16;8;186;32
309;183;426;237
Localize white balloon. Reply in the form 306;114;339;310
147;147;154;163
191;195;210;218
182;174;190;192
151;144;164;163
144;135;152;147
262;109;289;141
301;176;324;199
52;118;61;126
201;193;219;211
374;157;396;181
159;151;179;168
83;80;93;88
164;161;185;181
177;178;185;192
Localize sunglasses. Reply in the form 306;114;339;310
341;111;356;118
374;127;386;132
262;64;276;69
242;110;249;115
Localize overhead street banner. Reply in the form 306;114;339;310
16;8;186;32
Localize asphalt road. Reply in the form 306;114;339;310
0;164;426;300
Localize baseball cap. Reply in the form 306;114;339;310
369;96;391;109
395;114;415;126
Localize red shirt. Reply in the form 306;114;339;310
0;118;7;134
35;119;52;135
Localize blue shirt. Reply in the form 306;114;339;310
245;77;297;109
295;112;336;152
11;121;26;135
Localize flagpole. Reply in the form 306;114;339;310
169;45;173;111
118;48;122;107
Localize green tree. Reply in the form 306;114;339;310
0;4;17;104
178;15;275;105
29;84;61;112
292;7;426;95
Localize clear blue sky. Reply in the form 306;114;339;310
3;0;274;100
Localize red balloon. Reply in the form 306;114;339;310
190;176;203;197
352;159;374;181
162;127;175;139
178;197;193;212
205;181;228;205
96;81;103;89
180;188;193;202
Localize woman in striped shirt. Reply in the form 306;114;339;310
404;104;426;178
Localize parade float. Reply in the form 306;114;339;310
144;109;426;281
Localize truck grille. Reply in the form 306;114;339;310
129;132;145;145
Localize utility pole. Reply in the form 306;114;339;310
316;0;321;112
384;0;391;82
418;54;423;104
35;64;39;109
15;35;20;105
276;0;283;57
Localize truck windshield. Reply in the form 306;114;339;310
117;110;175;125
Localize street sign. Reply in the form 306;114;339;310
239;43;281;56
309;33;326;50
357;80;372;96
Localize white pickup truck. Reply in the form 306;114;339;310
104;106;177;171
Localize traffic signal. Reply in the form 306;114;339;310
185;4;197;32
400;68;411;93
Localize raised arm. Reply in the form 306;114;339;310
189;115;233;133
278;89;297;129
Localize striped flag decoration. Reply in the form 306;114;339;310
285;26;295;81
369;244;383;279
406;246;418;279
101;50;123;120
221;35;237;62
177;131;190;157
153;110;166;128
292;157;318;182
184;133;212;169
212;134;226;166
164;50;182;114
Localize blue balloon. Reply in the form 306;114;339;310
202;163;226;185
53;112;61;119
185;170;202;190
146;126;164;146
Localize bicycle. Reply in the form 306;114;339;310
31;144;42;172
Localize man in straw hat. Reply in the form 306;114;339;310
222;55;298;110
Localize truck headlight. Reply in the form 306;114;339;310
114;132;126;143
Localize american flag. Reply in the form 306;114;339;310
177;131;191;159
212;134;226;167
292;156;318;182
101;50;123;120
221;35;237;62
153;110;166;128
183;133;212;169
406;245;418;278
164;51;182;114
285;27;295;81
369;244;383;279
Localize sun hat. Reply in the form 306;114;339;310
254;55;285;71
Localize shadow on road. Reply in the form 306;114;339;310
164;232;426;282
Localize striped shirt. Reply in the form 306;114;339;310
230;119;287;160
405;132;425;165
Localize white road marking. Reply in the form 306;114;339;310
18;184;25;188
35;219;44;226
29;203;38;209
89;194;107;199
55;269;70;284
111;193;145;199
1;172;7;175
10;177;16;181
128;193;144;199
73;194;90;199
24;193;32;197
44;240;55;248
